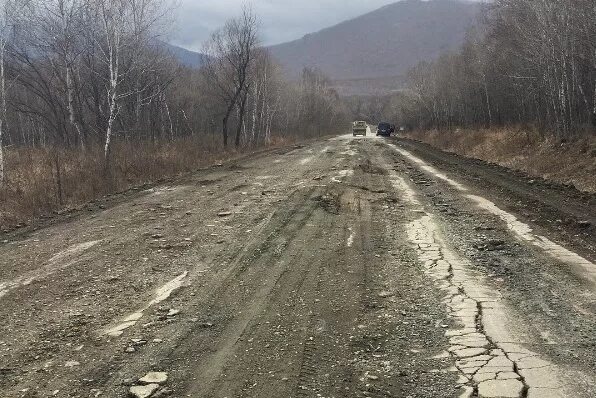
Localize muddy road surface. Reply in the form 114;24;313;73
1;135;594;398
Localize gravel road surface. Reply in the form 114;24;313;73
1;134;594;398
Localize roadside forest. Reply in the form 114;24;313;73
398;0;596;138
0;1;348;228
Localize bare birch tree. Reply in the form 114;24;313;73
91;0;169;165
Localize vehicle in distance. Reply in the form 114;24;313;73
352;121;368;136
376;122;395;137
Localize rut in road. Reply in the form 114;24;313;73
382;138;595;397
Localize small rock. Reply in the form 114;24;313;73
131;339;147;346
139;372;168;385
64;360;80;367
577;220;591;229
217;211;232;217
167;309;180;317
152;388;173;398
378;291;394;298
129;383;159;398
125;346;136;353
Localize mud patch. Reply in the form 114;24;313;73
468;194;596;285
314;193;340;215
357;159;388;175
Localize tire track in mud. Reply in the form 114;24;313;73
294;187;373;398
77;145;340;394
178;186;328;397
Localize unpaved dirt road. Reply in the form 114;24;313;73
1;134;595;398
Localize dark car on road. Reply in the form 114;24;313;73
376;122;394;137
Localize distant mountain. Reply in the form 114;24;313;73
160;41;207;69
269;0;483;80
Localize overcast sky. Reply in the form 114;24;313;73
170;0;404;51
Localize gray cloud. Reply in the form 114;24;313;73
169;0;402;51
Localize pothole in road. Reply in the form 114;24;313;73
314;194;341;215
357;159;387;175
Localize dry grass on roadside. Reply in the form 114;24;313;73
0;135;296;230
404;127;596;193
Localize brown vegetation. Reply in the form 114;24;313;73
404;128;596;193
0;135;306;230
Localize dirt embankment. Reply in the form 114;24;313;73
404;128;596;193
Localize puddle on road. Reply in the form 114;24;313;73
389;175;567;398
103;271;188;337
390;143;596;286
0;240;101;299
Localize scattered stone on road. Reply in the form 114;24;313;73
139;372;168;385
129;383;160;398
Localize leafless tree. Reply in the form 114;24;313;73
398;0;596;139
203;5;259;148
0;0;32;184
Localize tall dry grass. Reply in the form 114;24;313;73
0;135;295;230
404;127;596;193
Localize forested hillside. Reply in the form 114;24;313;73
398;0;596;138
269;0;482;80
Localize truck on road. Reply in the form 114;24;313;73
352;121;368;136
